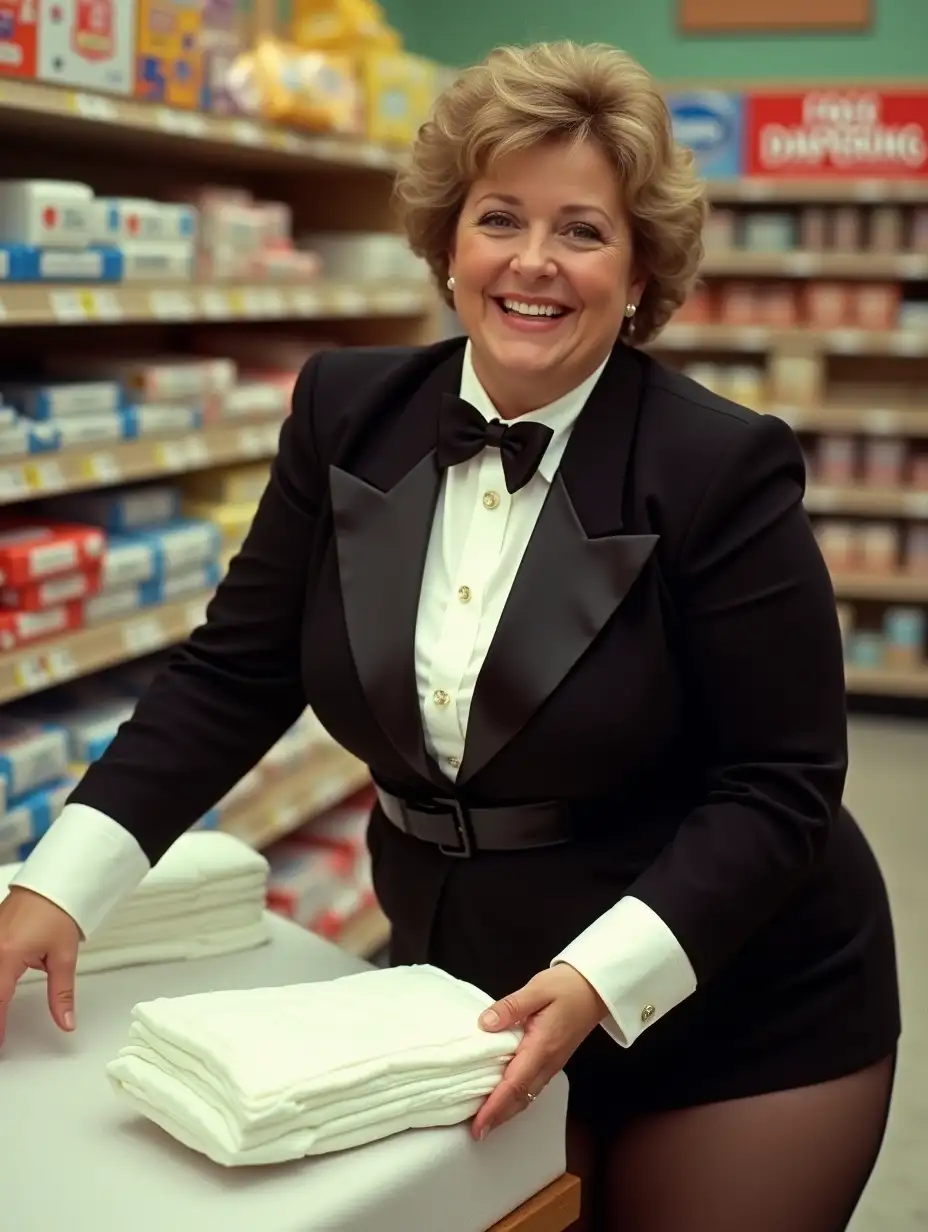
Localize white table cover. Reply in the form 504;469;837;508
1;912;568;1232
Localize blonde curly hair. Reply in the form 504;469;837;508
395;42;707;345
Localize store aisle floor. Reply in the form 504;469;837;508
847;718;928;1231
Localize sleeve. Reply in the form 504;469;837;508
553;412;848;1042
22;354;328;877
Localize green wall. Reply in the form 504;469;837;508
383;0;927;79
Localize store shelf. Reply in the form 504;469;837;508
654;324;928;355
832;573;928;602
337;903;391;959
705;179;928;204
805;485;928;518
0;593;211;704
0;280;431;328
0;78;403;173
773;405;928;437
701;251;928;280
220;742;371;851
0;418;281;506
845;665;928;698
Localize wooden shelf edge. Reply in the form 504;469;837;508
845;666;928;698
0;78;404;174
487;1175;581;1232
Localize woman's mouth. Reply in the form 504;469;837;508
492;297;573;330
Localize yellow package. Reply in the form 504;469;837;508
231;38;362;133
292;0;399;53
359;50;437;145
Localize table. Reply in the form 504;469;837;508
1;913;576;1232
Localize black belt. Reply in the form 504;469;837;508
374;785;573;858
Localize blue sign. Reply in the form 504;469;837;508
666;91;744;179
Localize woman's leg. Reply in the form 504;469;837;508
565;1116;604;1232
601;1055;895;1232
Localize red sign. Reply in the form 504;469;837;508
746;91;928;177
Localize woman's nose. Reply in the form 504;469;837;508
510;231;556;279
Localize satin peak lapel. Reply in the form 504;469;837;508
330;454;441;784
457;474;658;784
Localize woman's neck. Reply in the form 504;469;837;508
471;347;608;421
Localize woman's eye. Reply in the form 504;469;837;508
478;212;515;228
566;223;602;242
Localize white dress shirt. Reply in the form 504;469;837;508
11;342;697;1048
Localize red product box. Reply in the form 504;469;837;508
0;523;105;588
0;1;39;80
0;599;84;651
0;561;104;612
746;91;928;179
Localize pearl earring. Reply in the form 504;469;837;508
447;276;455;291
624;302;637;319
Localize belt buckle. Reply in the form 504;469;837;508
437;798;475;859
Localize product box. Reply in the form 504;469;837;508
135;0;204;110
0;180;94;249
0;599;84;649
0;719;70;800
143;518;221;573
0;1;38;80
100;533;159;589
0;563;103;612
358;50;436;146
200;0;241;115
139;557;221;604
0;522;105;587
1;379;122;421
47;483;180;533
121;402;202;437
53;413;126;449
666;91;744;179
38;0;137;96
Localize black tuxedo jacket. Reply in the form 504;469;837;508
72;337;848;989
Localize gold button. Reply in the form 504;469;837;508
641;1004;656;1023
457;584;472;604
482;490;501;510
448;755;461;768
432;689;451;708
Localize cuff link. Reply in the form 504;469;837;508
640;1003;656;1024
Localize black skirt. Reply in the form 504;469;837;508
377;805;901;1136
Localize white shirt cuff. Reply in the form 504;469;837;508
10;804;151;940
552;895;698;1048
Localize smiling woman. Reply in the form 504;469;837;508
0;38;899;1232
396;42;706;417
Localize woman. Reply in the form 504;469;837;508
0;42;899;1231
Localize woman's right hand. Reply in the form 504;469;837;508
0;887;80;1046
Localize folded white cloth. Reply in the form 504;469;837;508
0;831;271;979
107;964;522;1166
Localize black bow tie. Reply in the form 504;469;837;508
437;394;554;494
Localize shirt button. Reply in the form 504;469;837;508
457;584;472;604
641;1004;656;1024
482;490;501;510
432;689;451;708
447;755;461;768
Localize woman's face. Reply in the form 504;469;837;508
449;138;645;411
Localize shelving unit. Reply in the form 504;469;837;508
649;166;928;702
0;68;444;958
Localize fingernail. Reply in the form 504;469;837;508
478;1125;491;1140
480;1009;499;1029
63;1011;74;1031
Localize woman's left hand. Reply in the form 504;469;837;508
471;965;607;1140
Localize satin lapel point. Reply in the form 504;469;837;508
330;456;442;784
457;474;659;784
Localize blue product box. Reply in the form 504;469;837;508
0;244;41;282
144;518;222;575
120;404;203;439
0;721;70;801
27;423;62;453
666;91;744;179
139;558;222;606
45;484;181;534
1;380;124;421
0;777;77;862
34;246;124;283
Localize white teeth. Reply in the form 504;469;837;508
502;299;565;318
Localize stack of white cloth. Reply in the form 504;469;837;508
107;964;523;1166
3;831;270;979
